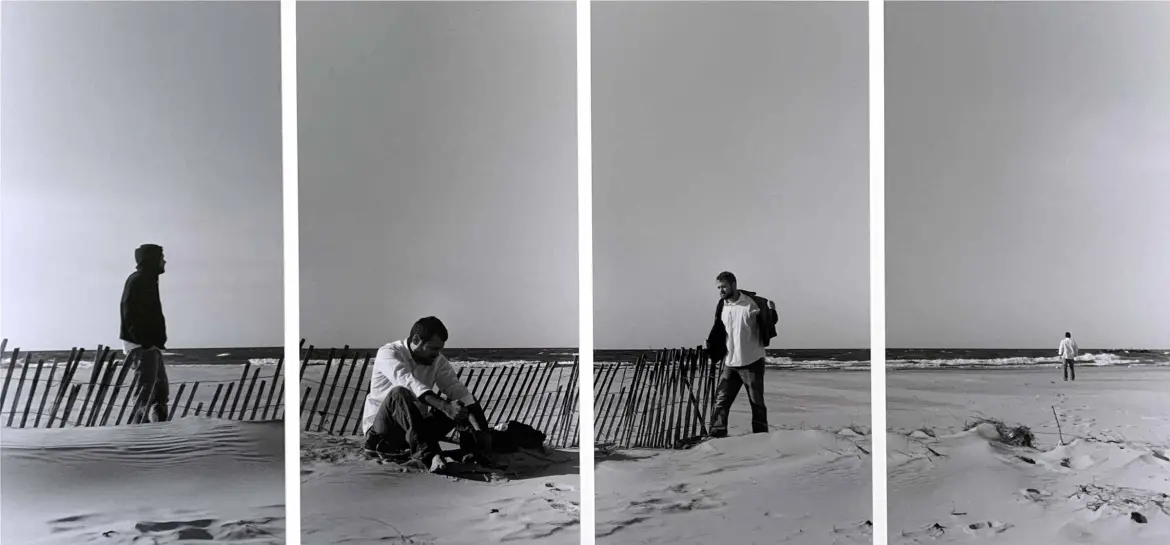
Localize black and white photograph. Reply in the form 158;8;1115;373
886;2;1170;543
295;2;579;544
1;1;286;543
590;2;871;544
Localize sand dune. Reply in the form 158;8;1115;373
300;432;580;545
1;418;285;544
596;371;873;545
889;368;1170;544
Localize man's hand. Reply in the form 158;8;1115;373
444;400;470;422
767;300;776;310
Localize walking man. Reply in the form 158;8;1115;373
1059;331;1079;381
705;271;779;438
119;243;170;424
362;316;494;473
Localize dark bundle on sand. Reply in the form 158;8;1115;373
969;417;1036;449
488;421;547;453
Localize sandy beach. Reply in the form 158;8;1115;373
595;370;873;545
0;417;285;544
300;432;581;545
888;367;1170;544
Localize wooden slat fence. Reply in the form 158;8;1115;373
0;338;287;429
299;341;581;449
594;346;722;449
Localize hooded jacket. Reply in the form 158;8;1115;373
705;290;778;362
120;244;167;349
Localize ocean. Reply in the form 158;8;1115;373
886;348;1170;370
6;345;1166;374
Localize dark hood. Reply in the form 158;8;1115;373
134;244;164;274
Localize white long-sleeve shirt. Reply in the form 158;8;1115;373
361;340;475;435
1058;338;1079;360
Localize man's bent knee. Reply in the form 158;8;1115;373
387;386;418;402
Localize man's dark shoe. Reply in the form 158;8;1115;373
709;429;728;439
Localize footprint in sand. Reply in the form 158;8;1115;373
135;519;217;540
133;516;284;542
1022;488;1052;503
830;520;874;544
965;520;1014;536
47;513;100;536
627;483;725;514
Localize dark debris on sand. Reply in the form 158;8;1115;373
967;418;1036;449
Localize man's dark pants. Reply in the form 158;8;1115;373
368;386;475;462
129;347;169;424
1064;359;1076;381
710;358;769;436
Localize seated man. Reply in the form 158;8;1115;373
361;316;493;473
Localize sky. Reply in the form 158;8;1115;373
887;2;1170;349
1;1;283;350
592;2;869;350
297;2;577;349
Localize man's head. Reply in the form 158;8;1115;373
135;244;166;275
1065;332;1072;338
716;271;738;300
408;316;449;365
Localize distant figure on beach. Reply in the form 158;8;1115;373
704;271;779;437
119;243;170;424
362;316;495;473
1059;332;1079;382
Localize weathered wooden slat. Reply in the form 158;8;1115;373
300;344;315;381
49;349;84;427
305;348;336;431
240;368;262;421
273;381;285;421
494;365;528;425
34;358;60;428
263;353;285;422
100;360;135;426
318;350;349;432
86;356;120;427
520;362;557;426
0;347;16;419
58;384;82;428
19;359;46;428
182;382;200;418
217;383;235;419
500;364;538;424
301;386;313;430
206;384;225;421
594;365;622;442
251;381;266;420
115;377;142;426
229;361;252;420
346;353;373;436
169;383;188;422
75;347;111;428
7;354;32;427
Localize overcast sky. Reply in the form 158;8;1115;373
593;2;869;350
887;2;1170;349
297;2;577;349
1;1;283;350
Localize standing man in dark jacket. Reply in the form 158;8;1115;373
705;271;778;437
120;244;170;424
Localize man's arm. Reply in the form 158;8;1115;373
374;346;439;400
433;359;484;427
